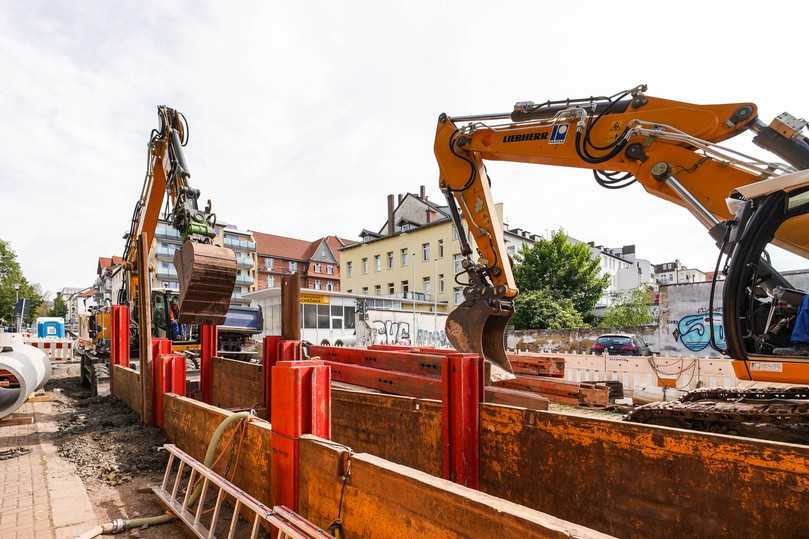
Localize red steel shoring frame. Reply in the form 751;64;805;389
263;336;282;419
200;324;218;404
111;305;130;368
308;344;482;487
152;351;186;428
270;345;331;510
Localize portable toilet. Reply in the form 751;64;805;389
36;317;65;339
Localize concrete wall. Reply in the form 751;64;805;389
357;308;449;347
657;280;725;357
508;280;728;358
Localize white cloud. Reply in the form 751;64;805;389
1;0;807;293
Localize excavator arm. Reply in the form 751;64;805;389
435;85;809;381
123;106;236;326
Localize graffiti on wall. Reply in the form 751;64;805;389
360;309;450;347
670;308;725;352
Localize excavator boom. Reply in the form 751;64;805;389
124;106;236;326
435;85;809;382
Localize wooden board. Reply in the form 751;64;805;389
162;394;273;505
210;357;264;410
112;365;142;418
331;389;443;476
479;404;809;539
298;436;611;539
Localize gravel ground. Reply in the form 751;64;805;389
49;377;168;486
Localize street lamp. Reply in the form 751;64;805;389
13;283;20;333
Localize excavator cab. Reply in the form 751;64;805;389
722;171;809;382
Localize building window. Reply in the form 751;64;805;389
362;257;368;274
401;280;409;296
453;254;463;273
374;284;381;296
374;255;381;272
314;263;322;273
422;242;431;262
362;286;368;295
423;276;432;295
326;265;334;275
401;249;408;266
326;281;334;291
386;251;394;269
453;287;464;305
388;282;395;295
268;275;275;288
289;261;297;273
314;279;322;290
452;224;459;241
264;257;273;270
438;273;445;293
438;239;444;258
346;261;352;278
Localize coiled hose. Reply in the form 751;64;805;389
77;411;252;538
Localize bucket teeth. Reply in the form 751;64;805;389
174;241;237;325
445;295;515;382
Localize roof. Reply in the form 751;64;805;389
251;232;355;262
252;231;315;260
734;169;809;199
97;255;125;275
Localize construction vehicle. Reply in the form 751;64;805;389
120;106;237;327
434;84;809;435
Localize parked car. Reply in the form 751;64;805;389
591;334;652;356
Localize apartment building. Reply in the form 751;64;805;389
340;186;537;313
253;232;353;292
654;260;707;285
94;255;125;306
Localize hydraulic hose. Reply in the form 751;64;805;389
78;411;252;537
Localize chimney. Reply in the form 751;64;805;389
398;193;404;204
387;194;395;236
426;209;432;223
419;185;426;200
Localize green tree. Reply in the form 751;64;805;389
49;295;68;318
514;230;610;314
0;239;44;326
512;289;586;330
599;286;655;328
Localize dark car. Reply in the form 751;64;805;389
591;334;652;356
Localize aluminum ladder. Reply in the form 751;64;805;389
153;444;332;539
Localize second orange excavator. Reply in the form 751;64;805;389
434;83;809;411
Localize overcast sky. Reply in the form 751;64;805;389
1;1;807;294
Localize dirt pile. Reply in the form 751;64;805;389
51;379;168;486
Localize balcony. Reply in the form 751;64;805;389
156;267;178;279
236;255;254;269
155;246;178;260
155;224;182;241
224;236;256;251
235;274;254;285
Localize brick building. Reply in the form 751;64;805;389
252;232;355;292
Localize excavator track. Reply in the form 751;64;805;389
626;387;809;444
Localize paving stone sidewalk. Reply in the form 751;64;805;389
0;401;99;539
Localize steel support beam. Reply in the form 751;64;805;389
200;324;218;404
442;353;483;488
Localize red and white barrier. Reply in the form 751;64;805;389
24;339;75;361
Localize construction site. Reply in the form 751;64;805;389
3;3;809;538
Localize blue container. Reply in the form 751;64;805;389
37;318;65;339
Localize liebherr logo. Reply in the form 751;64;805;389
502;131;549;143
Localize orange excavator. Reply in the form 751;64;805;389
435;85;809;435
120;107;237;340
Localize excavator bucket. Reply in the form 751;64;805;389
445;295;515;382
173;241;237;325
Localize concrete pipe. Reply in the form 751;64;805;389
0;333;51;419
